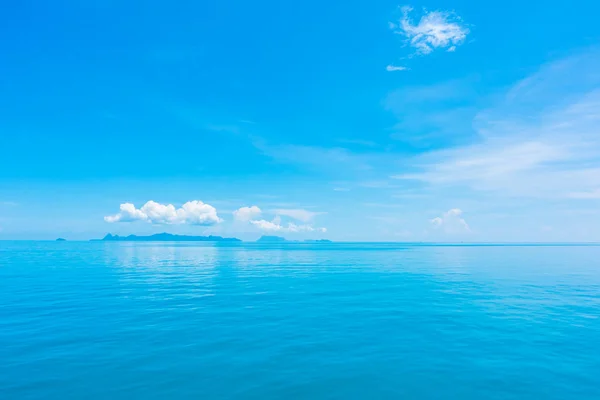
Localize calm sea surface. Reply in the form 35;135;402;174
1;241;599;399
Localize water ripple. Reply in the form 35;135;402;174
1;242;599;399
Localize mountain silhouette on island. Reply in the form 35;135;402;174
94;233;241;242
257;235;332;243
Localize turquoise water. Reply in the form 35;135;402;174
1;242;599;399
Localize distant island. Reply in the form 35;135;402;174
257;235;288;242
56;238;67;242
257;235;332;243
90;233;330;243
93;233;241;242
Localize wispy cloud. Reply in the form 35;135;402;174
568;189;600;199
384;77;479;147
392;6;469;55
358;180;399;189
392;50;600;200
204;124;241;134
337;138;379;148
386;65;409;72
251;137;376;175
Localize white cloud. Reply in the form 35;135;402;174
386;65;409;72
104;203;147;223
273;208;322;222
179;201;222;225
393;6;469;55
250;216;327;233
430;208;470;233
233;206;262;222
232;207;328;234
250;219;282;231
104;200;222;225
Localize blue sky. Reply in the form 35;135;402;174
2;0;600;241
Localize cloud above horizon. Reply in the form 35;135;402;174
430;208;470;234
105;201;222;225
232;206;327;233
233;206;262;222
392;6;469;55
250;216;327;233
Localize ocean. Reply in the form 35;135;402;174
1;241;599;399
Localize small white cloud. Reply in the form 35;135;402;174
250;216;326;233
250;219;281;231
233;206;262;222
430;208;470;233
447;45;457;52
393;6;469;55
104;200;222;225
273;208;322;223
386;65;409;72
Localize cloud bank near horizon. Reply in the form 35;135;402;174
104;201;222;226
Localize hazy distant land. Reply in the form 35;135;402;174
257;235;332;243
91;233;331;243
94;233;241;242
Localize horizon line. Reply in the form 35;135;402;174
2;239;600;246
